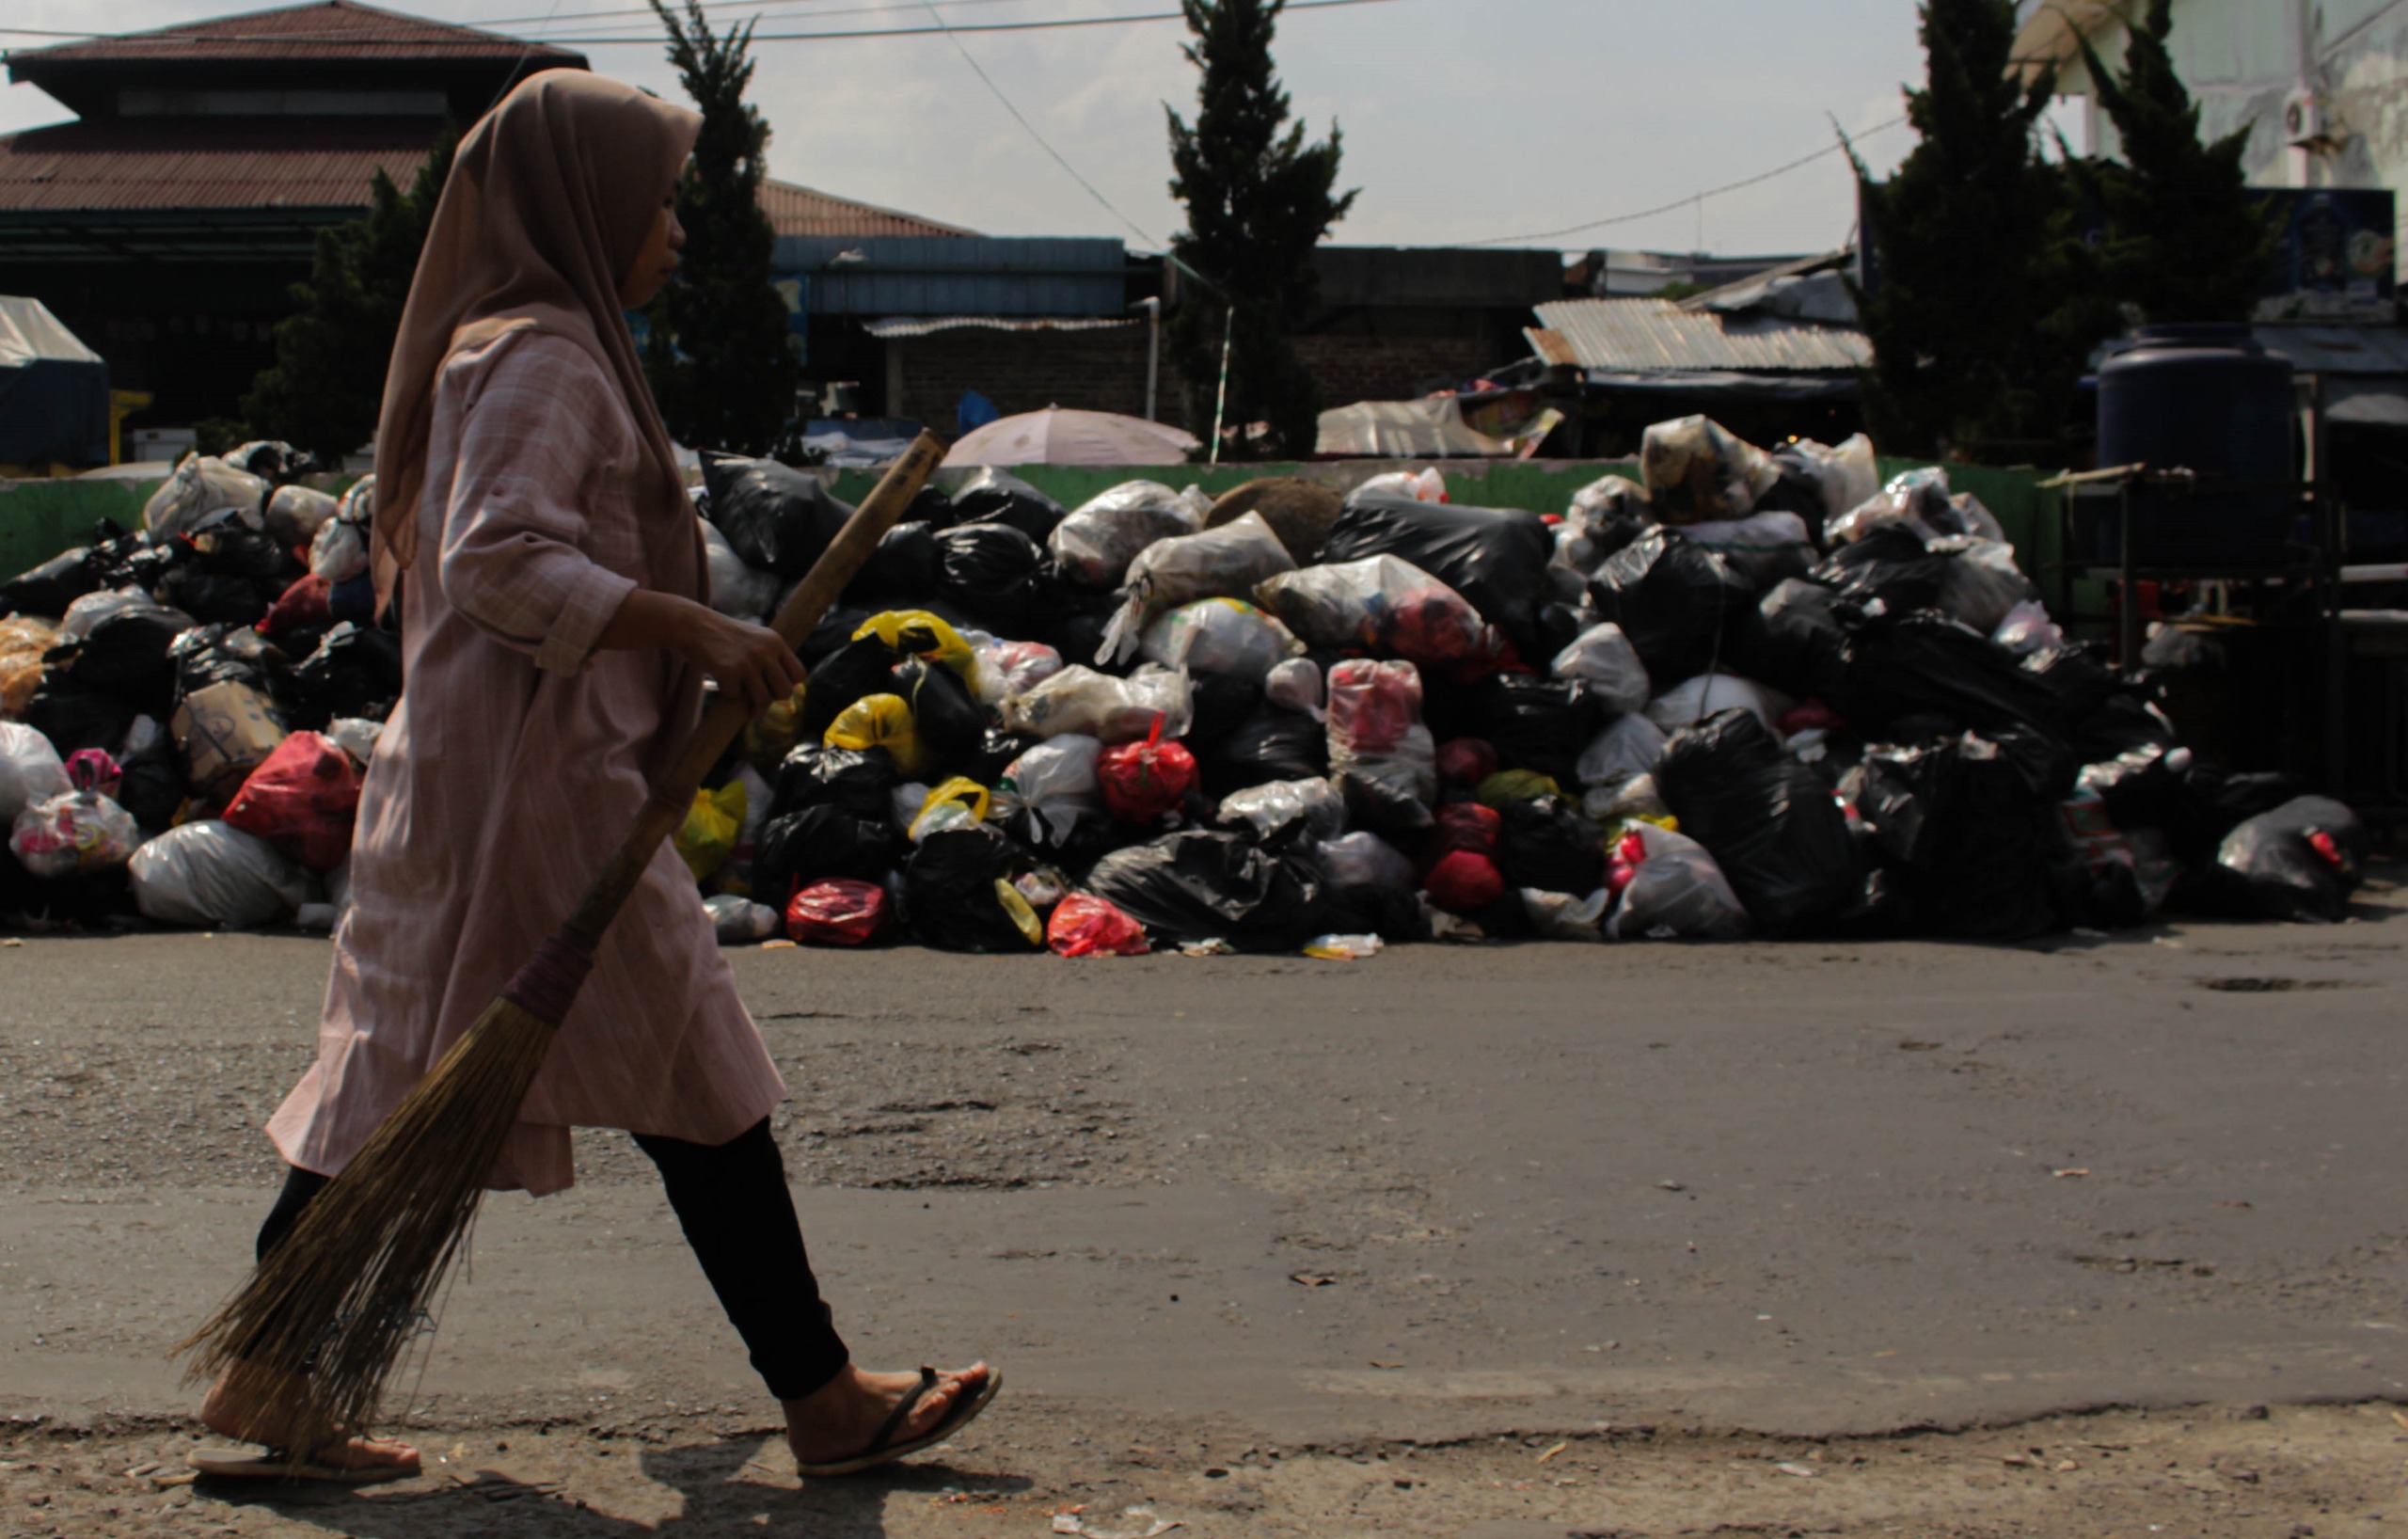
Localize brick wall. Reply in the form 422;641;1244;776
1289;333;1510;409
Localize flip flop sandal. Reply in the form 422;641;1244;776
185;1446;420;1485
794;1365;1003;1480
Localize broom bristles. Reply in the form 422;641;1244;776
178;993;557;1449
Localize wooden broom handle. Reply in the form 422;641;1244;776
560;432;944;944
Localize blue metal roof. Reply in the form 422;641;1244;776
770;235;1128;318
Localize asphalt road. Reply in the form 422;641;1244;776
4;886;2404;1469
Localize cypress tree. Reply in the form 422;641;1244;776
1852;0;2067;458
240;132;456;462
1164;0;1356;460
2070;0;2277;325
645;0;800;455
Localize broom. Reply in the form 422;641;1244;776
180;431;946;1453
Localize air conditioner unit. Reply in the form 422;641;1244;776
2285;86;2333;147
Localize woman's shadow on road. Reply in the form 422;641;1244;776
197;1437;1035;1537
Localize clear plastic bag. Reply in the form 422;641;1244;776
1549;623;1651;715
1006;664;1193;744
1356;468;1449;503
1933;536;2037;636
995;733;1104;846
1524;886;1610;942
143;453;269;544
1556;476;1653;575
1314;830;1416;889
1991;599;2066;657
12;788;139;877
1606;825;1750;940
127;819;312;927
969;637;1065;706
1254;555;1493;666
704;519;780;621
704;893;782;944
309;510;370;584
1219;777;1346;841
1100;512;1296;663
1048;481;1210;589
0;722;71;821
1264;658;1325;718
1140;598;1299;684
263;484;341;548
1782;434;1880;521
1644;673;1793;735
1640;416;1781;524
1326;658;1436;806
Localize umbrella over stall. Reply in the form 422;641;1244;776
943;405;1200;468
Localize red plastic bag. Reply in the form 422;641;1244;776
1606;830;1648;896
259;574;332;639
785;878;892;946
1047;893;1150;957
1424;849;1505;914
1435;737;1499;787
1422;801;1502;873
1097;715;1197;824
222;730;361;871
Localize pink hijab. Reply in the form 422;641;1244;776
371;69;703;620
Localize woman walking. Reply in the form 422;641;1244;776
198;69;994;1481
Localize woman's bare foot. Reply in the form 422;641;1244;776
201;1368;421;1476
782;1362;993;1468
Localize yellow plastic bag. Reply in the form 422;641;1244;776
740;684;808;773
993;878;1045;947
909;777;991;842
1475;770;1562;807
675;782;747;881
824;692;931;777
855;611;974;680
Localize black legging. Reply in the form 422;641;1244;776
258;1118;849;1403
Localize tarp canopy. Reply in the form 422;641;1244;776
0;296;108;467
1316;397;1513;458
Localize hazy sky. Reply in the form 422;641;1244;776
0;0;1945;257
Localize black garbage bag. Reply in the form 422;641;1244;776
902;484;958;529
1587;529;1763;684
1757;450;1835;532
1322;490;1556;659
796;633;901;742
905;825;1038;952
1197;706;1325;798
1496;795;1604;897
190;524;300;582
291;622;403;725
773;744;898;823
895;658;984;771
1473;674;1603;784
934;522;1061;627
1844;732;2060;942
753;803;901;904
1039;590;1125;674
1731;578;1848;702
701;453;855;578
968;728;1038;786
1335;769;1434;841
798;606;873;667
1835;614;2068;744
24;676;138;758
1186;673;1261;750
2068;692;2179;768
113;740;186;831
55;599;189;701
154;568;276;629
0;547;101;619
1085;830;1324;952
847;522;943;603
169;624;293;706
1319;881;1429;944
1655;708;1861;935
950;469;1066;544
1810;523;1947;621
2020;643;2123;724
2204;795;2367;923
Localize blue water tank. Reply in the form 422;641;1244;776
2095;324;2296;565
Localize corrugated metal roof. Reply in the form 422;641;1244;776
0;114;436;212
1530;297;1871;374
6;1;583;67
759;181;974;240
862;315;1140;340
776;236;1127;318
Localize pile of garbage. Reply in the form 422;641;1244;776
0;420;2368;950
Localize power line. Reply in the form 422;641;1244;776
1464;113;1909;248
910;0;1159;247
484;0;1051;33
0;0;1402;47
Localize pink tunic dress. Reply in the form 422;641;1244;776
267;328;786;1196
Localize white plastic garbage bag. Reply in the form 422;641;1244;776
143;453;269;544
1007;664;1193;744
1264;657;1325;718
704;520;780;621
704;893;781;944
1255;555;1492;666
969;636;1065;706
1140;598;1299;685
1525;887;1610;942
1607;825;1750;940
263;484;341;548
1991;599;2067;657
996;733;1105;846
1549;624;1651;715
309;511;370;584
1048;481;1210;589
1356;467;1448;503
0;722;71;821
1100;512;1296;663
1644;674;1793;735
1576;714;1670;788
11;789;138;877
128;820;313;927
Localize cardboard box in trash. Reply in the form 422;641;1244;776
173;681;289;799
